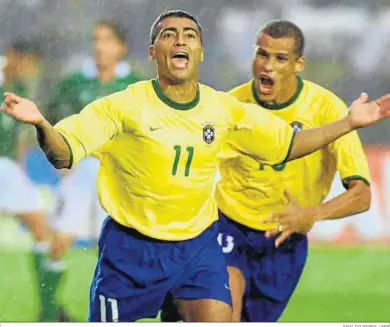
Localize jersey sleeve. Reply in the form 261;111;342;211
225;95;295;165
323;94;370;188
54;93;126;167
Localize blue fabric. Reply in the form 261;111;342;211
218;210;308;322
88;217;231;322
24;149;60;186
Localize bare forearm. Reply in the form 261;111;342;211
288;117;352;161
307;182;371;222
35;119;71;169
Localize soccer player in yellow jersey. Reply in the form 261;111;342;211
2;12;390;322
215;20;373;322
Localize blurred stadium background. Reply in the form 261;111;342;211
1;0;390;322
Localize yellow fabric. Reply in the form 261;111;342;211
215;78;370;231
55;80;294;240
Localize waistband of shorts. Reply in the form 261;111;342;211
218;210;266;235
108;217;217;244
108;217;175;243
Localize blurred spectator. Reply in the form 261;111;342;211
46;20;142;124
0;39;51;322
36;19;143;322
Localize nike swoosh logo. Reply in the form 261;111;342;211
149;127;163;131
224;283;230;290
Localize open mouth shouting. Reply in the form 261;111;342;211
171;51;189;69
258;74;275;95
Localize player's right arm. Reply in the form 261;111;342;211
1;91;125;169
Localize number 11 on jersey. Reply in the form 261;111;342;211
172;145;194;177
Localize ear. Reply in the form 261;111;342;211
200;47;204;63
148;45;156;61
120;44;128;60
294;55;305;74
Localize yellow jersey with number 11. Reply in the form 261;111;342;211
55;79;295;241
215;77;370;231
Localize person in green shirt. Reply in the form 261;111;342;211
37;20;143;322
47;20;142;124
0;41;52;321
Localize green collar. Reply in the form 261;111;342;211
251;76;304;110
152;79;200;110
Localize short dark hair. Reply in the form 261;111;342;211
257;20;305;57
96;20;127;44
149;10;203;45
9;38;43;57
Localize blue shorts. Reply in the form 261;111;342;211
88;217;231;322
218;210;308;322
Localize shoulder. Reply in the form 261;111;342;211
199;84;244;112
302;79;348;122
95;80;152;112
228;80;253;101
125;79;153;95
303;79;346;107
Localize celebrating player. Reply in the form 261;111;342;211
2;11;390;322
216;20;372;322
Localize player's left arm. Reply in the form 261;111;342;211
227;92;390;166
311;96;372;220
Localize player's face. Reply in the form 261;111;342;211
4;49;20;77
252;33;305;102
93;24;127;68
149;17;204;84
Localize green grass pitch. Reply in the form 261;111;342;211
1;246;389;322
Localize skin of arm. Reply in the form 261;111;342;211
287;116;352;162
35;119;71;169
308;179;371;222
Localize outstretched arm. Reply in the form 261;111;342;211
228;93;390;167
2;92;121;169
36;119;72;168
287;93;390;162
2;92;71;168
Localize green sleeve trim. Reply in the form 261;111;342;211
279;130;297;165
342;175;370;189
59;133;74;169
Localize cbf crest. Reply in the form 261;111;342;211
290;121;303;131
203;124;215;144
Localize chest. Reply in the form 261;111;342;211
119;105;231;169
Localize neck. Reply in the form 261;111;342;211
20;66;40;80
157;75;198;104
274;75;298;104
97;64;117;83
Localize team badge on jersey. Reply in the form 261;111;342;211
290;121;303;131
203;125;215;144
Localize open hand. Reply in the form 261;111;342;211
1;92;44;125
348;93;390;129
265;190;316;247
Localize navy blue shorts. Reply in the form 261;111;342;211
218;210;308;322
88;217;231;322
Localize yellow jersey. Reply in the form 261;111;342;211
215;77;370;231
55;79;294;241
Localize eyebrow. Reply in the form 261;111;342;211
256;46;290;57
160;27;199;36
